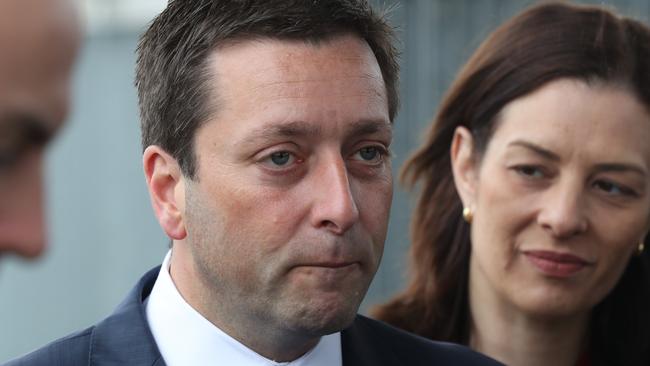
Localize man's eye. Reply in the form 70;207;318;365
270;151;292;166
0;151;19;170
0;144;27;173
354;146;386;164
260;151;302;170
360;147;378;160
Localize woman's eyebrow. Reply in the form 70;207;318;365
507;140;560;161
593;163;647;178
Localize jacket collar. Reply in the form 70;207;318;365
341;315;402;366
87;265;389;366
89;266;166;366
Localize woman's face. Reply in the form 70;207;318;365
452;78;650;317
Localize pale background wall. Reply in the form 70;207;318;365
1;0;648;361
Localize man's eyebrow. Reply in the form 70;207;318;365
347;119;393;138
507;140;560;161
244;119;392;144
0;114;54;168
245;121;322;143
0;113;54;150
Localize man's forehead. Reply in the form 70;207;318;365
0;0;78;126
0;0;79;53
0;0;71;26
210;35;380;79
207;35;386;105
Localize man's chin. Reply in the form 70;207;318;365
281;298;360;337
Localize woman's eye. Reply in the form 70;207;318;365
513;165;545;179
593;180;635;197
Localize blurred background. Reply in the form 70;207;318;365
1;0;648;361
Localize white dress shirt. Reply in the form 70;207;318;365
145;250;343;366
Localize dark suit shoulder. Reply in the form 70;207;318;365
347;315;503;365
2;267;163;366
2;326;94;366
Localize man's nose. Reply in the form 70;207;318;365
0;152;46;258
309;154;360;235
536;181;588;239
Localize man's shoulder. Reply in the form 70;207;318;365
3;266;163;366
344;315;502;366
2;326;94;366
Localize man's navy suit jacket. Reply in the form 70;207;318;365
4;267;501;366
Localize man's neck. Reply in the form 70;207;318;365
169;244;321;362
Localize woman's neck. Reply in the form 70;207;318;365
468;269;590;366
469;310;589;366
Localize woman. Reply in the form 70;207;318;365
374;2;650;366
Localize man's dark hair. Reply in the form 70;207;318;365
135;0;399;179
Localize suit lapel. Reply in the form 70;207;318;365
85;269;405;366
89;267;167;366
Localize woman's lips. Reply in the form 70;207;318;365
523;250;592;278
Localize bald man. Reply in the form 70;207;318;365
0;0;80;258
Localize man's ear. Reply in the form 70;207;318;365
143;145;187;240
450;126;478;210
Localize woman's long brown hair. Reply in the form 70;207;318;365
373;2;650;365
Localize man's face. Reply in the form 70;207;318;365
0;0;79;258
179;35;392;339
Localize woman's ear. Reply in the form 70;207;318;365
143;145;187;240
450;126;479;209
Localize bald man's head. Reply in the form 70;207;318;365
0;0;81;258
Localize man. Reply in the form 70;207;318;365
0;0;80;259
6;1;500;365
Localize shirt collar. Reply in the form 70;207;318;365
145;250;342;366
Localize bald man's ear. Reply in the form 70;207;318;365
143;146;187;240
450;126;478;210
